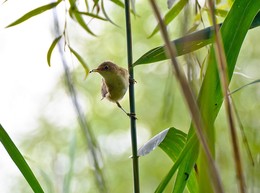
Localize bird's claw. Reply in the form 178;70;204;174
127;112;137;120
129;78;137;84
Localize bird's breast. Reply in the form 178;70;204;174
104;75;128;102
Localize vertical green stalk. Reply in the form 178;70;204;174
124;0;140;192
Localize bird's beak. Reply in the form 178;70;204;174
90;69;99;73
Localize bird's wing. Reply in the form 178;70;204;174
101;78;108;100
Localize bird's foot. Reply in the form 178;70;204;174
116;102;137;119
129;78;137;84
127;112;137;120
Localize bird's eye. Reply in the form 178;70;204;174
104;65;109;70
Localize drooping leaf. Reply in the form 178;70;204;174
70;9;97;36
101;0;118;26
110;0;124;8
110;0;135;14
47;35;62;67
6;0;62;28
68;0;76;7
68;0;96;36
0;124;44;193
74;11;107;21
149;0;188;38
84;0;90;12
68;46;90;78
92;0;100;13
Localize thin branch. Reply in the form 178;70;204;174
207;1;246;193
124;0;140;193
149;1;224;193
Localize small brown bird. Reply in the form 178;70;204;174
90;61;131;116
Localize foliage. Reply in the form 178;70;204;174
0;125;44;193
1;0;260;192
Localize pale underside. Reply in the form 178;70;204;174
101;77;128;102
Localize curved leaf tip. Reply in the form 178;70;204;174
138;128;169;156
47;35;62;67
68;46;90;79
6;1;62;28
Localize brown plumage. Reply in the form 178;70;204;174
90;61;131;116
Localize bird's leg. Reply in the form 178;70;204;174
116;102;137;119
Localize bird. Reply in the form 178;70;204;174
90;61;134;117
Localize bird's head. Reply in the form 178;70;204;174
90;61;121;79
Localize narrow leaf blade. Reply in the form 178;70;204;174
134;12;260;66
149;0;188;38
6;1;61;28
101;0;118;26
134;25;216;66
47;35;62;67
0;124;44;193
69;46;90;78
74;11;107;21
110;0;124;8
70;9;96;36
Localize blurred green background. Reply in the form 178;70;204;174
1;0;260;192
